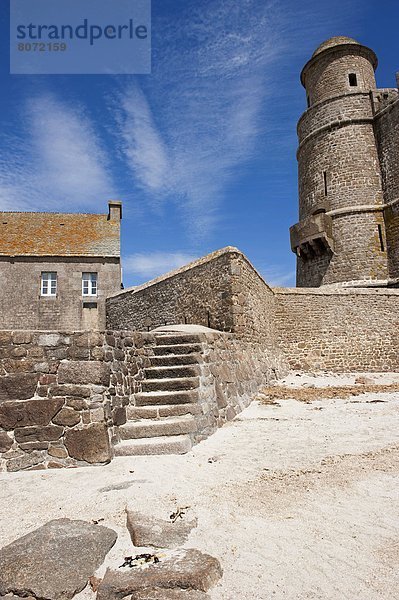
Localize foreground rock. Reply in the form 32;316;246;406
126;510;198;548
131;589;209;599
0;519;117;600
97;549;222;600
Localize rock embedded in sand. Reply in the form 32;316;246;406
97;549;222;600
126;510;198;548
0;518;117;600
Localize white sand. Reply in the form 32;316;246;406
1;372;399;599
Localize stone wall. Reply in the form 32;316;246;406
106;249;235;333
0;325;287;472
375;98;399;281
106;247;285;353
0;257;121;331
274;288;399;371
194;332;282;442
0;331;111;472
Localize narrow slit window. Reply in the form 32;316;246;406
378;225;385;252
306;94;311;108
323;171;328;196
349;73;358;87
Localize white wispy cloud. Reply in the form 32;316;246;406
113;0;282;240
123;251;198;280
0;95;115;212
261;265;296;287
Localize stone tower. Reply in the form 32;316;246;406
290;36;399;287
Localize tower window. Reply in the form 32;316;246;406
323;171;328;196
306;94;311;108
349;73;358;87
378;225;385;252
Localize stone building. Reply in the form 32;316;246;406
0;201;122;330
290;36;399;287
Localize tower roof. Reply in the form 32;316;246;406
312;36;360;57
301;36;378;87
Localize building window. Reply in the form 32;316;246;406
41;272;57;296
306;94;311;108
82;272;97;296
349;73;358;87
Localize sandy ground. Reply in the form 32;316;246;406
1;372;399;600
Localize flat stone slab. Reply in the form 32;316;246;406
58;362;110;386
0;398;64;430
0;519;117;600
126;510;197;549
131;589;209;599
97;549;222;600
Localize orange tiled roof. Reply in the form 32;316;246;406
0;211;120;257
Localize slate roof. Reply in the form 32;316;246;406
0;211;120;257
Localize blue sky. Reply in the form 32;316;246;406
1;0;398;287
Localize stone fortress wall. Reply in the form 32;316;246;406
107;247;282;351
274;287;399;371
291;36;399;287
374;98;399;282
0;316;288;471
1;247;399;472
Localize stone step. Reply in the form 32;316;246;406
144;365;201;379
141;377;199;392
150;353;200;367
155;334;202;346
153;343;203;356
113;435;192;456
135;390;199;406
119;416;197;440
127;403;202;420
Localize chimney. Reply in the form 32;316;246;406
108;200;122;221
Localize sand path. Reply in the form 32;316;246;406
1;372;399;599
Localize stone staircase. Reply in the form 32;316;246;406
113;333;204;456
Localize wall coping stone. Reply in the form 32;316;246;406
107;246;273;300
273;287;399;296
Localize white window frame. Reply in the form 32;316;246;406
82;272;98;297
41;272;57;297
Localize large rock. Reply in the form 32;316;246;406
64;424;111;463
52;408;81;427
58;362;110;386
97;549;222;600
126;510;197;549
6;450;45;472
14;425;64;444
0;374;39;402
0;398;64;430
0;432;13;453
131;589;209;599
0;519;117;600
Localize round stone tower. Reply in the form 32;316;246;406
290;36;389;286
